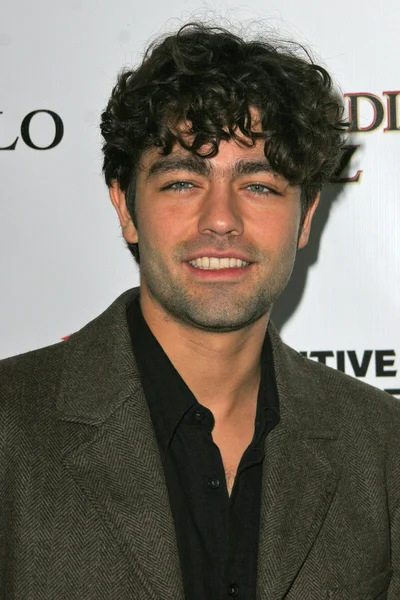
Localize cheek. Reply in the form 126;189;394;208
253;208;301;252
137;209;189;260
153;206;197;245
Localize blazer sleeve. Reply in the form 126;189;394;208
386;399;400;597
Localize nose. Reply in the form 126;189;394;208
197;183;244;237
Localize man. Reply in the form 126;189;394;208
1;22;399;600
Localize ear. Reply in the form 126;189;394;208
297;193;320;249
109;181;138;244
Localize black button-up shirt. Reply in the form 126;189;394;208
127;296;280;600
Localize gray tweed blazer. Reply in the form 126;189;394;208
0;288;399;599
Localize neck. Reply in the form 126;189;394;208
139;291;270;419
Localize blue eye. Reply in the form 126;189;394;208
247;184;271;195
164;181;195;191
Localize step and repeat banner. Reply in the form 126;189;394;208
1;1;399;397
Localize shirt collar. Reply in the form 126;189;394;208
127;294;279;459
127;296;197;458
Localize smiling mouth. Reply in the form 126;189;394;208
188;257;250;270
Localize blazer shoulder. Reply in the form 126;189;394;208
0;341;66;414
281;337;400;428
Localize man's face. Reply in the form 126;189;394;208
111;130;318;333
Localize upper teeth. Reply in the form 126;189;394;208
189;257;249;269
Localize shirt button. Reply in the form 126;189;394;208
228;582;239;596
207;477;220;489
194;410;204;422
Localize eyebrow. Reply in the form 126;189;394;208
233;160;276;178
145;156;281;181
146;156;211;180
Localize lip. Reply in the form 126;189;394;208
185;262;254;279
185;250;253;263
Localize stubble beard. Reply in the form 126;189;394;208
139;241;297;333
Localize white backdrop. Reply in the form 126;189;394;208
1;0;399;397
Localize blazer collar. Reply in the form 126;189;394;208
57;288;143;424
56;287;339;434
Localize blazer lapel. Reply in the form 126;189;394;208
257;325;342;599
55;289;340;599
57;289;184;600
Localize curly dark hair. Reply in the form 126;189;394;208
101;22;348;263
